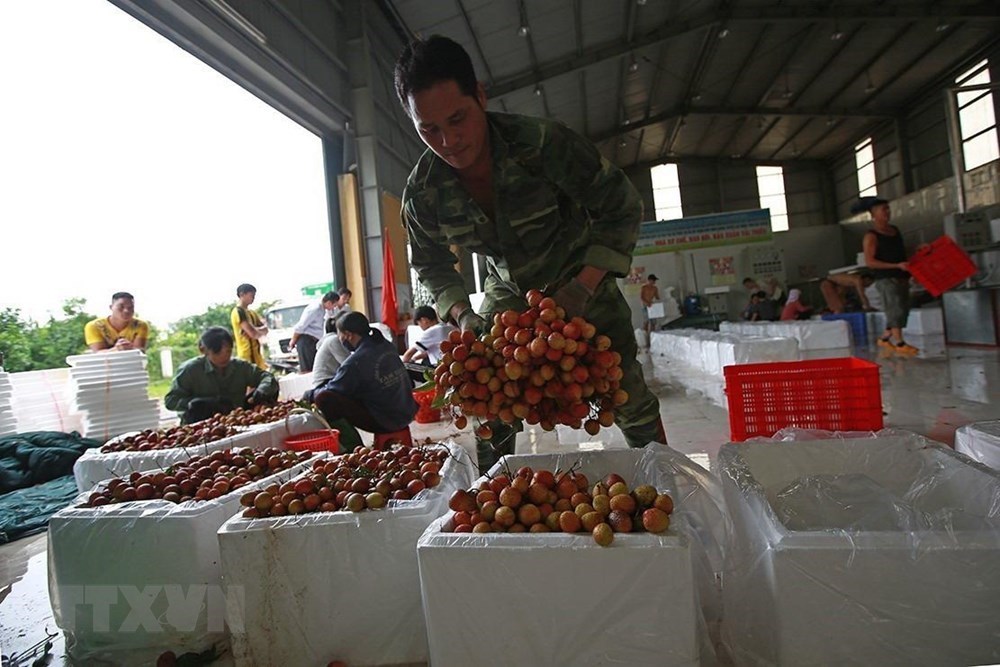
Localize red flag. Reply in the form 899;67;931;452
381;233;399;334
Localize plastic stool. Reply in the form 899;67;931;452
373;426;413;449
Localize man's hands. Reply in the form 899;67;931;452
457;307;487;335
551;278;594;319
247;389;271;406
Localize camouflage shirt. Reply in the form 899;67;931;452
402;112;643;319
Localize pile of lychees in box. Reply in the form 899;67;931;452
446;464;673;546
100;401;302;452
240;443;450;518
81;448;311;507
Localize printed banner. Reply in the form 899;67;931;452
635;209;772;255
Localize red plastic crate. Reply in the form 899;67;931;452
413;389;443;423
284;429;340;453
907;235;978;297
724;358;883;441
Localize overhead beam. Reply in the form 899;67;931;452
662;25;719;156
487;3;1000;99
601;105;894;143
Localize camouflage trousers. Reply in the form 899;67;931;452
475;276;663;472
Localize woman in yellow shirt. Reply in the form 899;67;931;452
83;292;149;352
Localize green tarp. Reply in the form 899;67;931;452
0;431;101;543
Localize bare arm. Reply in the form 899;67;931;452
89;339;132;352
402;345;425;363
239;320;267;340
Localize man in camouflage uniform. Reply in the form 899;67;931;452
394;35;667;470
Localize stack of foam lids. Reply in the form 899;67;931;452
8;367;77;433
66;350;159;440
0;372;16;436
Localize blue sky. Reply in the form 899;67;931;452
0;0;332;328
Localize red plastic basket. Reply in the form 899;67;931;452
284;429;340;453
413;390;442;424
907;235;978;297
724;358;883;441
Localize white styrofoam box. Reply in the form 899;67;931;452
73;413;323;492
417;447;707;667
66;350;147;367
869;308;945;338
8;368;73;433
719;319;850;350
48;452;322;666
719;434;1000;667
277;371;313;400
217;442;474;667
650;330;797;377
956;421;1000;470
903;306;944;335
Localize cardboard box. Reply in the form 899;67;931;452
417;448;706;667
719;435;1000;666
217;443;474;667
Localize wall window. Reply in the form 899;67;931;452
755;166;789;232
855;137;877;197
650;163;683;221
956;59;999;171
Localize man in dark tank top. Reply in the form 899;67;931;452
856;196;918;356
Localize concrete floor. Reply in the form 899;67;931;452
1;338;998;664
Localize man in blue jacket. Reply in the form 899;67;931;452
313;312;418;441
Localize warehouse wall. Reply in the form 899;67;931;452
359;7;425;198
831;49;1000;222
624;159;831;229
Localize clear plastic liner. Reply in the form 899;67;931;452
956;420;1000;470
47;453;323;666
216;442;474;667
416;445;724;667
773;473;924;531
72;412;322;492
719;430;1000;666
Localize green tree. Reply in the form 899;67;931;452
0;308;34;372
29;298;94;369
146;302;233;380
